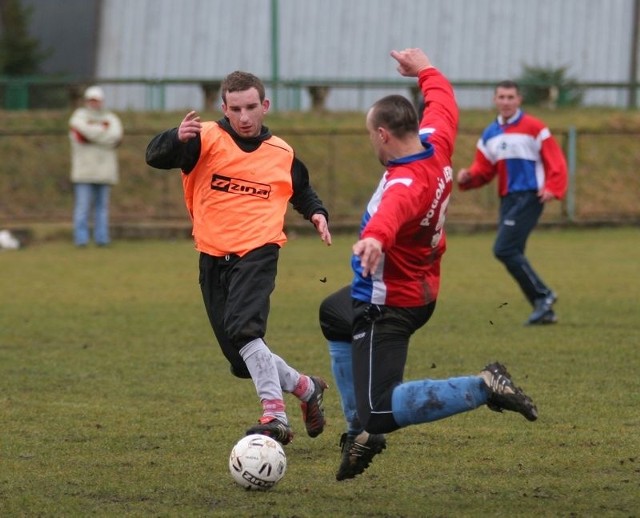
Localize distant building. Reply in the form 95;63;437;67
23;0;100;77
20;0;640;111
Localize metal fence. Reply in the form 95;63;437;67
2;77;640;112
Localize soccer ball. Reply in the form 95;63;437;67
229;434;287;490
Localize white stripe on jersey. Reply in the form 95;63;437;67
484;132;541;163
386;178;413;188
370;254;387;305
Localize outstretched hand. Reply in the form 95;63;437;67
390;48;433;77
178;110;202;142
311;213;332;246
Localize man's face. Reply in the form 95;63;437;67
85;98;103;110
222;88;269;138
493;86;522;120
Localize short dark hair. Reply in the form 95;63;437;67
495;80;520;93
221;71;266;103
369;95;418;138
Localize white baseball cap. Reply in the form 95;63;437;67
84;86;105;101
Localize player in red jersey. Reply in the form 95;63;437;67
319;49;538;481
457;80;567;325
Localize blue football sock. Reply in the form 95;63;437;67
391;376;488;428
328;340;361;434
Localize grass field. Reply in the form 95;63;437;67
1;228;639;516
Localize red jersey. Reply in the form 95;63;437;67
460;110;567;198
351;67;459;307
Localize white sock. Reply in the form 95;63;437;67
239;338;287;424
271;352;306;394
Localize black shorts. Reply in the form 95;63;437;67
318;284;352;341
351;300;435;433
199;244;279;378
319;285;436;433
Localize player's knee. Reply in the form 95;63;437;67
319;298;350;341
319;298;336;335
319;295;332;319
230;362;251;379
493;245;512;263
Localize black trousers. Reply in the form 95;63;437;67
493;191;550;304
318;284;353;341
319;285;436;433
352;300;435;433
199;244;279;378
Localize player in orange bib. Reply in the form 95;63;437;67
146;71;332;445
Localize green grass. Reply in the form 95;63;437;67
1;228;639;516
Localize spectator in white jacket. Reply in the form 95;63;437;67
69;86;123;247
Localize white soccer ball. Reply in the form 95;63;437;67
229;434;287;490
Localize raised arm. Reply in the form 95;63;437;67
145;111;202;172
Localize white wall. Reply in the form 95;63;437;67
94;0;636;110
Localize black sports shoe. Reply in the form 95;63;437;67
480;362;538;422
300;376;328;438
335;432;386;481
527;292;558;325
246;417;294;445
